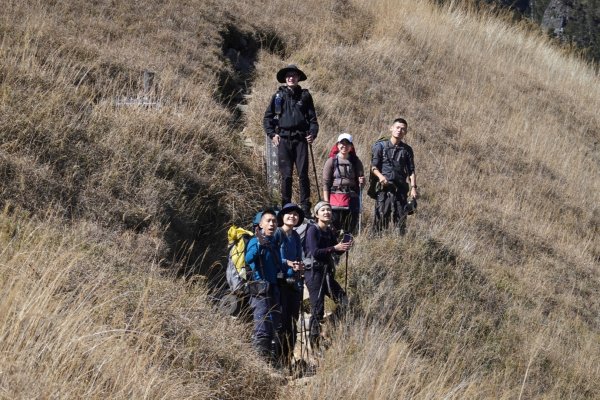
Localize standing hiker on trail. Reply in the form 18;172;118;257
322;133;365;234
245;209;284;363
370;118;418;234
264;64;319;217
274;203;305;368
303;201;351;348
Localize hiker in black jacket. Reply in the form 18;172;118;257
263;64;319;217
303;201;351;348
370;118;418;234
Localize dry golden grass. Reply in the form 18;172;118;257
1;0;599;398
0;208;284;398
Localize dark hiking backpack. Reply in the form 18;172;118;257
294;218;318;267
367;136;388;199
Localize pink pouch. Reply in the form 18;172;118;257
329;192;351;209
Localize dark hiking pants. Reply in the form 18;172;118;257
279;284;302;364
332;209;359;235
373;181;409;234
304;267;347;346
250;285;281;361
278;137;310;208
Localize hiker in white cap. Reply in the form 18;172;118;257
322;133;365;234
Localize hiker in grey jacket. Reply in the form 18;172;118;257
322;133;365;234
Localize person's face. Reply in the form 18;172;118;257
260;213;277;236
337;140;352;155
285;72;300;87
283;211;299;227
316;205;332;223
390;122;407;140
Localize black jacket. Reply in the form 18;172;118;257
263;85;319;139
371;140;415;184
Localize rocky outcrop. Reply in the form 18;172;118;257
481;0;600;63
541;0;573;39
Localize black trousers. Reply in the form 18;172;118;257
279;283;302;364
304;267;347;342
373;181;409;234
278;137;310;207
332;209;359;235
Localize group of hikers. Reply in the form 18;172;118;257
233;64;419;370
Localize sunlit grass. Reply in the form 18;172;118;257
1;0;598;398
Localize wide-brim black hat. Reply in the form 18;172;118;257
277;203;305;227
276;64;307;83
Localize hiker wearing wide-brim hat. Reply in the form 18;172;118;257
264;64;319;218
276;202;305;227
274;202;305;368
276;64;308;83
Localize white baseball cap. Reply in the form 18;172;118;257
337;133;353;143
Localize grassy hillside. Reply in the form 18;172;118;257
1;0;599;398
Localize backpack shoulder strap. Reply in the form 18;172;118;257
334;156;342;178
301;89;311;103
274;88;285;116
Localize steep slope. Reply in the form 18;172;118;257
271;1;600;398
1;0;599;399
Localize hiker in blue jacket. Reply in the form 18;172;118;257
274;203;305;368
245;209;284;362
303;201;351;348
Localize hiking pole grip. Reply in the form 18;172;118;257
309;143;321;201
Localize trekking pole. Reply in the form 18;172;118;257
358;186;363;235
308;143;321;201
299;275;306;365
311;265;328;354
344;252;349;294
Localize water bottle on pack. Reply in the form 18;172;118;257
274;91;283;116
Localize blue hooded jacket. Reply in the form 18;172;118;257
245;234;283;284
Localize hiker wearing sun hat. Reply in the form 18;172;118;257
264;64;319;217
274;203;306;368
322;133;365;234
